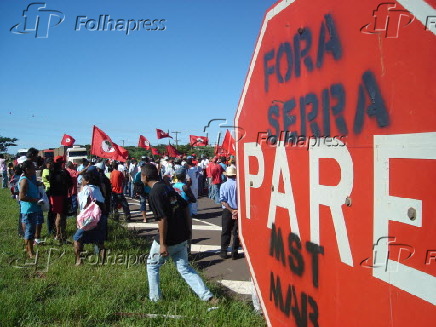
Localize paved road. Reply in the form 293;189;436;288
123;195;253;298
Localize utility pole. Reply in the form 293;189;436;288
120;140;125;147
171;131;181;148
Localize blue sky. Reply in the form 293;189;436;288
0;0;277;153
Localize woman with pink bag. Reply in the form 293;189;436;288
73;171;107;265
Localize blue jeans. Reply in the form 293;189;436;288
211;184;221;204
69;194;78;215
2;171;7;188
123;181;129;196
139;195;147;212
129;181;135;198
147;240;213;302
111;193;130;216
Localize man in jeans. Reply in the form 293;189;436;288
209;157;224;204
219;166;240;260
141;163;217;303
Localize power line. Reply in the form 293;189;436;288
171;131;181;148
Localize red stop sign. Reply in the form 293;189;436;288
236;0;436;326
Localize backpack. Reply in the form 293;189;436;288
76;196;102;231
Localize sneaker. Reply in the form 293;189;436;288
34;238;45;245
231;252;240;260
219;251;228;259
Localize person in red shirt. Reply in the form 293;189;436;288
191;153;198;165
209;157;224;204
110;162;131;221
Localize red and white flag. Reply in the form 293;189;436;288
91;125;129;162
156;129;173;139
214;145;227;156
166;144;181;158
61;134;75;147
151;147;160;156
189;135;208;147
138;135;151;150
221;130;236;156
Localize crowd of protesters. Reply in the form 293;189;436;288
2;149;238;260
1;148;243;305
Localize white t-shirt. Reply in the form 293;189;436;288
0;158;6;173
164;165;175;177
129;163;138;178
199;159;209;173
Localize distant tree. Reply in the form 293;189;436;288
124;146;149;160
0;135;18;153
112;144;217;160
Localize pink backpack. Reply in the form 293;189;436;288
77;197;101;231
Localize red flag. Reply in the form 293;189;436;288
189;135;208;146
156;129;173;139
138;135;151;150
151;147;160;156
91;125;129;162
61;134;75;147
214;145;227;156
221;130;236;155
166;144;180;158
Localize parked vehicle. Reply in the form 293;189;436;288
16;148;28;158
38;149;54;159
66;146;88;164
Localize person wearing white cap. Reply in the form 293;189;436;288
219;166;240;260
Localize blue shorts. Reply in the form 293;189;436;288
21;211;44;240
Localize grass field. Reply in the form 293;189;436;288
0;189;265;327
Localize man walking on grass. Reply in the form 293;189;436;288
141;163;217;303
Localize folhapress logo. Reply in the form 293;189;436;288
10;2;65;38
360;2;415;38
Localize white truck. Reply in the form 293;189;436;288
66;146;88;165
16;148;29;158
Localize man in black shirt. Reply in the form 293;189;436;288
141;163;215;302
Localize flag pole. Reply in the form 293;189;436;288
90;125;95;158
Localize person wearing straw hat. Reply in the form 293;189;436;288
219;166;240;260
